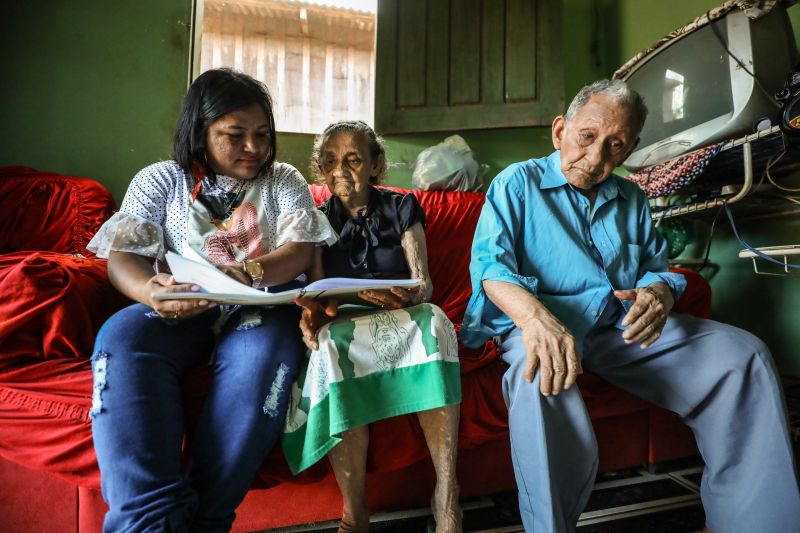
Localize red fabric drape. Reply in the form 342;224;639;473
0;252;130;368
0;168;115;257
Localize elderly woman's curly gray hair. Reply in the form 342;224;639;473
310;120;388;185
565;79;648;138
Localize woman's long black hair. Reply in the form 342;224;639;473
173;68;277;176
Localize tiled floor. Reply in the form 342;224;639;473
268;460;708;533
268;378;800;533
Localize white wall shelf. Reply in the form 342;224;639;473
649;125;790;221
738;244;800;276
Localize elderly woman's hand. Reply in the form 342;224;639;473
357;286;422;310
296;297;339;350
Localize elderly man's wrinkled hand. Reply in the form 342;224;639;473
296;297;338;350
615;283;674;349
519;312;582;396
358;286;420;309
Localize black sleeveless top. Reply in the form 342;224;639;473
320;187;426;279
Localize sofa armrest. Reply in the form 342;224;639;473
0;167;115;256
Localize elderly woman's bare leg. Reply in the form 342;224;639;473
328;426;370;532
417;405;462;533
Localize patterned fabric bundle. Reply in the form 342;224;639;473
625;143;723;198
282;303;462;474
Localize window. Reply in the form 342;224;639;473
375;0;564;133
200;0;377;134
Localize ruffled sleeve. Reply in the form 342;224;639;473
397;193;426;233
276;208;338;248
271;163;316;214
86;212;165;260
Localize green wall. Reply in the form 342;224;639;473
0;0;193;202
703;217;800;376
280;127;553;190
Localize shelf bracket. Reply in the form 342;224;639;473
726;140;753;205
738;245;800;276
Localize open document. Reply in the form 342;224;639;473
152;251;421;306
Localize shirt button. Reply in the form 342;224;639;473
592;310;598;316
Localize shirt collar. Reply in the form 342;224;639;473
541;150;629;202
329;187;376;224
540;151;568;189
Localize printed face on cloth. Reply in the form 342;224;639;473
369;312;410;370
319;131;381;204
205;103;272;181
551;94;639;193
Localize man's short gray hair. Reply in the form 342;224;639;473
565;79;648;137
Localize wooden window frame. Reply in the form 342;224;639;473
375;0;563;134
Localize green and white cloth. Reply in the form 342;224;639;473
282;303;461;474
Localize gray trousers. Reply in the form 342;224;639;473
500;300;800;533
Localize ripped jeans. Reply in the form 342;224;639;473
90;303;302;533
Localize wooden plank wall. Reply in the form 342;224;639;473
201;0;376;134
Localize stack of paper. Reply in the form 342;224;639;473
153;251;421;306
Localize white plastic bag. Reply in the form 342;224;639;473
411;135;484;192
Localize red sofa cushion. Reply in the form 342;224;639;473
0;359;99;488
0;251;129;369
0;167;115;257
670;266;712;318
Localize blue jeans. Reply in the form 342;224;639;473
90;303;302;533
500;299;800;533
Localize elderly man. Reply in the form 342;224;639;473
461;79;800;533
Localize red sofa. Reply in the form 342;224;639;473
0;166;704;533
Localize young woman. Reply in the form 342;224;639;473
283;120;463;533
87;68;335;532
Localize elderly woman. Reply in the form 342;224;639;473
86;68;335;532
282;121;463;533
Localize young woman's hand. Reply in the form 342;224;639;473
217;264;252;286
145;273;216;320
296;297;339;350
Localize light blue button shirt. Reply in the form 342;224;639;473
460;151;686;349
